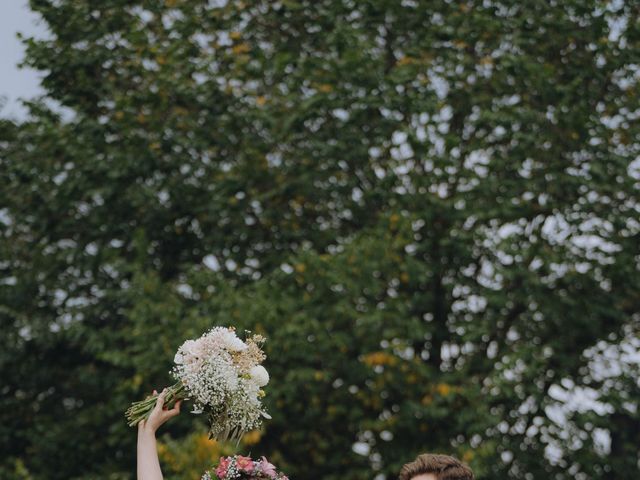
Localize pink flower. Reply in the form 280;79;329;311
215;457;231;479
236;456;254;473
259;457;278;478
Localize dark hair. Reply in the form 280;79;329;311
398;453;475;480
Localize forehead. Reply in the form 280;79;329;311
411;475;438;480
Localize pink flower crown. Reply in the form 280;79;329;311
202;455;289;480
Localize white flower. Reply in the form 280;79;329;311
174;351;184;364
175;339;197;364
220;329;248;352
249;365;269;387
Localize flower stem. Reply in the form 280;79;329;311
125;381;187;427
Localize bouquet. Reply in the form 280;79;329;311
202;455;289;480
126;326;271;442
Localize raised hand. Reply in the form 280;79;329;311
137;388;182;480
138;388;182;435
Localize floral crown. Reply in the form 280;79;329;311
202;455;289;480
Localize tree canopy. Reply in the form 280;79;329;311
1;1;639;479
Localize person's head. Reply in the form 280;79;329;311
398;453;474;480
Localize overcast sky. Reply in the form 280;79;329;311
0;1;47;120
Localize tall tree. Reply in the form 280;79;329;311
1;1;639;479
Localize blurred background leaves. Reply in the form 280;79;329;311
1;0;639;479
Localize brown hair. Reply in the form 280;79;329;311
398;453;475;480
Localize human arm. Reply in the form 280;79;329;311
137;388;182;480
